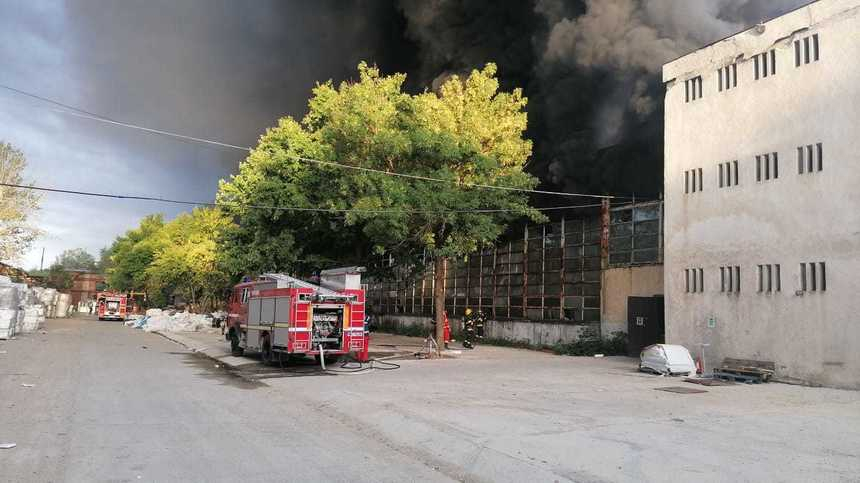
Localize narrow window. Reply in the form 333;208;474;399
762;53;768;78
795;40;801;67
727;266;733;292
719;163;724;187
771;49;777;75
692;169;697;192
804;37;811;64
773;152;779;179
819;262;826;291
764;153;771;180
810;261;817;291
732;64;738;87
775;264;781;292
813;34;820;61
692;269;697;292
718;68;723;91
735;266;741;292
798;147;805;174
720;267;726;292
733;161;739;185
754;56;760;80
756;156;762;182
685;80;690;103
766;264;773;292
698;77;703;98
698;268;704;292
816;143;823;171
800;263;807;291
685;269;690;293
698;168;703;191
685;170;690;193
758;265;764;292
807;145;814;173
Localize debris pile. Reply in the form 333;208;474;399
126;308;216;333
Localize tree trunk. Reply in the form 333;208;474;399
433;256;447;356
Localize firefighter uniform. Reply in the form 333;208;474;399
461;308;486;349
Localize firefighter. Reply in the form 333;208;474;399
461;308;486;349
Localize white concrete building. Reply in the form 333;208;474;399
662;0;860;389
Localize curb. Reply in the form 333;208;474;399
154;331;245;370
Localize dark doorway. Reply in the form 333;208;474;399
627;296;665;357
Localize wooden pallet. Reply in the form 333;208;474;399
713;358;775;384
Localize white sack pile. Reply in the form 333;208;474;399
55;293;72;319
129;308;215;333
0;283;20;339
0;278;49;338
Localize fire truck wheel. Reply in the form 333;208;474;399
260;336;274;365
230;332;244;356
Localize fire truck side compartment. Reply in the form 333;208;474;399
273;296;291;347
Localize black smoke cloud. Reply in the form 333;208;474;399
1;0;812;267
392;0;812;199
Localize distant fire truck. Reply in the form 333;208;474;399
97;292;128;321
225;268;369;365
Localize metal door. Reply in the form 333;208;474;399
627;296;665;356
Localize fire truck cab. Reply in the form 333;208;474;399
225;268;369;364
97;292;127;321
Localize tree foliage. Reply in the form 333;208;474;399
0;142;41;263
106;214;164;293
105;209;231;309
218;62;544;272
54;248;97;271
144;207;232;308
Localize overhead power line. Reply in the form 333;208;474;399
0;83;635;200
0;183;606;215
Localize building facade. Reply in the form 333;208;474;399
367;200;665;347
67;271;105;306
663;0;860;388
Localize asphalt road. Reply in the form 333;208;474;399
0;317;448;483
3;317;860;483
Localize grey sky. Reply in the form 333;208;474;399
0;0;400;269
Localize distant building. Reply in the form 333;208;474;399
662;0;860;388
66;270;105;306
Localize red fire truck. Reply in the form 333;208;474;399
225;269;369;365
97;292;128;321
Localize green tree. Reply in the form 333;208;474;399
42;264;74;290
106;214;165;293
144;207;232;310
54;248;97;271
218;63;544;347
96;246;112;273
0;141;41;263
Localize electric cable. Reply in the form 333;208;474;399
0;182;611;214
0;83;639;200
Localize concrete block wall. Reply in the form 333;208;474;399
378;314;597;347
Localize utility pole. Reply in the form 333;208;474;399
40;247;45;271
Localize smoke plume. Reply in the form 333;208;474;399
395;0;811;198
